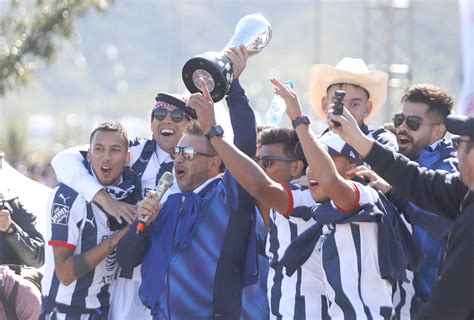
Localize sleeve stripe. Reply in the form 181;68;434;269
48;240;76;251
337;182;361;213
280;183;295;217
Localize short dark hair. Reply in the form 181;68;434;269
401;84;453;119
89;121;129;151
259;127;299;156
258;127;308;170
185;121;224;172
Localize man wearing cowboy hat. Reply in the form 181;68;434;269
330;111;474;319
309;57;397;151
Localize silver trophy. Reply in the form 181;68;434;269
182;14;272;102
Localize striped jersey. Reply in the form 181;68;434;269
41;183;118;317
317;182;394;319
267;184;328;319
50;140;175;320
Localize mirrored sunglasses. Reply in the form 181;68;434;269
169;146;215;161
253;155;297;169
153;108;189;123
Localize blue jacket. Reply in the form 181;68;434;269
117;79;258;319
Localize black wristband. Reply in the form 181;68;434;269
206;125;224;140
291;115;310;129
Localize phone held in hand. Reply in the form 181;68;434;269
333;90;345;116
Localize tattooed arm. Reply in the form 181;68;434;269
52;227;128;285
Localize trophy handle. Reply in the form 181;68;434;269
182;52;233;102
182;14;271;103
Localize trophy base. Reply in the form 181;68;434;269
182;52;233;102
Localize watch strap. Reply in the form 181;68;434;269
291;115;310;129
206;125;224;140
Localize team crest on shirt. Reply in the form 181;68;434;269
51;203;70;225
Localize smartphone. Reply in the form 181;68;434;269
333;90;346;116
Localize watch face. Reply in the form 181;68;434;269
207;125;224;139
215;126;224;136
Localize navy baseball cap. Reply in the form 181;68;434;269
319;131;364;165
445;115;474;141
154;93;196;120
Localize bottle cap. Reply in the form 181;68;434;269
283;80;294;89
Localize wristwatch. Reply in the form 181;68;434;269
291;115;310;129
206;125;224;140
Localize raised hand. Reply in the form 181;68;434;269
328;106;363;145
270;78;302;120
224;45;249;80
188;78;217;134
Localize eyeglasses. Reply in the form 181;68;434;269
452;136;472;151
392;113;441;131
153;108;189;123
253;155;297;169
169;146;215;161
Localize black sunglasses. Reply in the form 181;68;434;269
153;108;189;123
253;155;297;169
169;146;215;161
452;136;472;151
392;113;441;131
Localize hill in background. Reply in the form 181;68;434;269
0;0;461;161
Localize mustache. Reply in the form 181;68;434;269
397;131;413;142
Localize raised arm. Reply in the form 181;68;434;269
225;45;256;155
330;109;466;219
190;79;291;215
272;78;357;211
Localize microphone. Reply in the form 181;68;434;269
136;171;174;233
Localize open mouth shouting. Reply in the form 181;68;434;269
174;165;186;180
397;133;413;149
160;128;176;137
308;179;319;190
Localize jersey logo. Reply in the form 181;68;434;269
138;157;149;163
84;216;95;228
58;193;71;204
51;204;70;225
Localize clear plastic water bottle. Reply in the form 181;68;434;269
265;80;294;126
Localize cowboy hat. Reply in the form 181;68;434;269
308;57;389;121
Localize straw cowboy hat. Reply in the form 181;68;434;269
308;57;389;121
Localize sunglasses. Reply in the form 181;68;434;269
452;136;471;151
253;155;297;169
169;146;215;161
153;108;189;123
392;113;441;131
